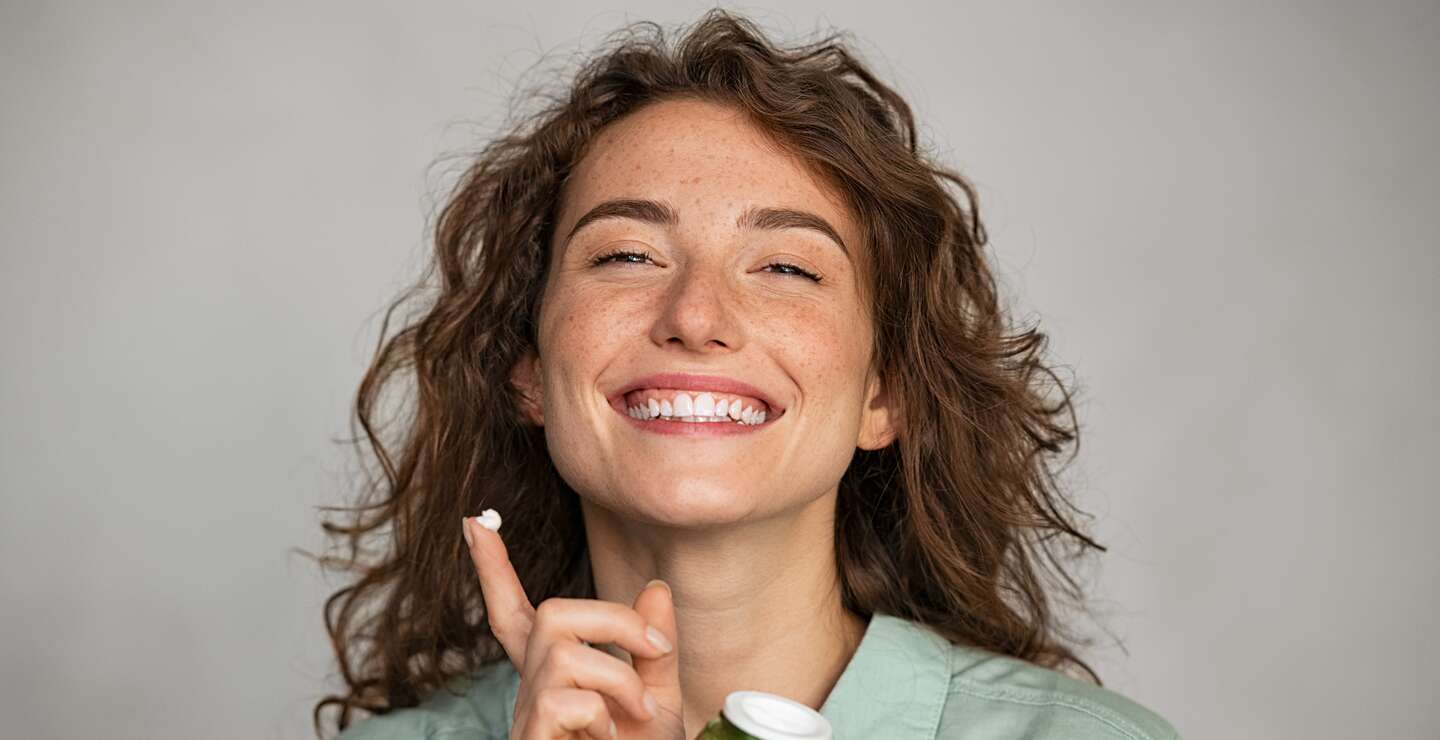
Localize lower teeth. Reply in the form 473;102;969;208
632;413;760;424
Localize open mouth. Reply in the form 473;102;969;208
608;388;786;429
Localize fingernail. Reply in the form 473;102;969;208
644;578;670;596
609;718;617;738
645;625;673;654
643;690;659;719
461;517;473;546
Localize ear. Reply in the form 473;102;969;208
508;347;545;427
856;367;900;450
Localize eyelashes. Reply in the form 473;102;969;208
589;249;823;283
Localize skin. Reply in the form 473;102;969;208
476;97;900;738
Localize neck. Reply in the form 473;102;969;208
580;491;868;736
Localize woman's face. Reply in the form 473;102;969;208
512;98;898;527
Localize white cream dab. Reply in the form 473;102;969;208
474;508;502;531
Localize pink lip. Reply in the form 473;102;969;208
606;372;787;436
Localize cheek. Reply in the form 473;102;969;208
538;283;636;367
767;303;870;389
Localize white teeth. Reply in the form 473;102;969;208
624;392;775;425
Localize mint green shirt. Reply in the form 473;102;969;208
337;613;1179;739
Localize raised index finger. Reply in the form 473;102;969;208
463;510;534;668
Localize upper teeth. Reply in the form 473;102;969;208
626;392;768;425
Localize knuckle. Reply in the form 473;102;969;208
581;690;607;715
533;598;563;625
531;686;605;725
578;691;609;729
545;639;580;668
533;686;567;717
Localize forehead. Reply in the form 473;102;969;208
556;98;856;241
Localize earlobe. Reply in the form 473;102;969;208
508;349;545;427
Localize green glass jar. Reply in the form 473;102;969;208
693;691;833;740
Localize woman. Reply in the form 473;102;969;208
314;9;1179;740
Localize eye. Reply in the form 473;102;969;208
763;261;823;283
590;249;655;267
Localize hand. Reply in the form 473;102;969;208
463;512;686;739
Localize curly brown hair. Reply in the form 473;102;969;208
307;8;1107;738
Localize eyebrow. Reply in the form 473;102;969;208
561;198;850;259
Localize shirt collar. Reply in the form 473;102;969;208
819;612;951;739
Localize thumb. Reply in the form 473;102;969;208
631;579;681;713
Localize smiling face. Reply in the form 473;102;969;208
510;97;898;527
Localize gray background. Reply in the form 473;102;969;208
2;2;1435;739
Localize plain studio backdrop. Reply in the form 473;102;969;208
2;2;1435;739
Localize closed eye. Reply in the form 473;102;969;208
764;262;823;282
590;249;653;266
590;249;823;283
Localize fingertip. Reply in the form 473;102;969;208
633;580;678;662
636;579;675;619
463;511;506;553
463;515;503;570
643;578;671;598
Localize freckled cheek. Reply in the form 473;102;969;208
765;314;870;416
539;287;634;347
768;309;866;365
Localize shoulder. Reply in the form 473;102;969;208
939;644;1179;740
335;661;519;740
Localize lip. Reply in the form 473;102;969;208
608;372;787;415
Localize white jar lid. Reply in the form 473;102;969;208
723;691;833;740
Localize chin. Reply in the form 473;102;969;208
607;475;765;528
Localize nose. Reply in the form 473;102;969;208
648;260;743;352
